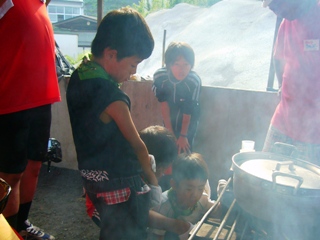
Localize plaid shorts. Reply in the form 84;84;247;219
84;174;150;240
263;125;320;166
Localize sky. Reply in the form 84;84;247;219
136;0;278;91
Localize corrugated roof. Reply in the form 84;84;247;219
53;15;97;31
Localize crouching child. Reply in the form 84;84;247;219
148;153;221;240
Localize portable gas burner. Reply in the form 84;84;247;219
189;176;320;240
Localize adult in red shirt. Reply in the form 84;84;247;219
262;0;320;164
0;0;60;239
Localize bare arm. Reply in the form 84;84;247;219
208;202;222;220
274;57;285;89
161;102;173;133
176;114;191;154
148;210;190;235
105;101;158;186
161;102;191;153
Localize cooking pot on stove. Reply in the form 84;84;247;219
232;151;320;226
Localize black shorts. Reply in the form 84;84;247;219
0;105;51;174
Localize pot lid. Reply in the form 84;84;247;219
233;152;320;190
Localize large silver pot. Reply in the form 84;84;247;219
232;151;320;226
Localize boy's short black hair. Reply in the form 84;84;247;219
91;7;154;60
165;41;195;68
172;153;208;183
139;125;177;169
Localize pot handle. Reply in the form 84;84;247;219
275;161;296;172
274;142;298;157
272;171;303;195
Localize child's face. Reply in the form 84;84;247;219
108;55;142;83
169;56;192;81
172;179;206;209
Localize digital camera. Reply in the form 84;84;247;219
46;138;62;163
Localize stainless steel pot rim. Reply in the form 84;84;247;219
232;151;320;190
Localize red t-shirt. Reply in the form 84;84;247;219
0;0;61;114
271;3;320;144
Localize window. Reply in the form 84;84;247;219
47;5;82;23
73;8;80;14
48;6;56;13
49;14;57;22
57;6;64;14
65;7;72;14
57;15;64;22
65;15;73;20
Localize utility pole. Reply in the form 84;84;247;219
97;0;103;26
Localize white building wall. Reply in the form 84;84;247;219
54;34;79;59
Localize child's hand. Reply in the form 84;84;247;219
177;136;190;154
149;184;162;207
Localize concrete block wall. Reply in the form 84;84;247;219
50;79;279;196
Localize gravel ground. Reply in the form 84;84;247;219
28;165;99;240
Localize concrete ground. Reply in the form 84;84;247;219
28;165;99;239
